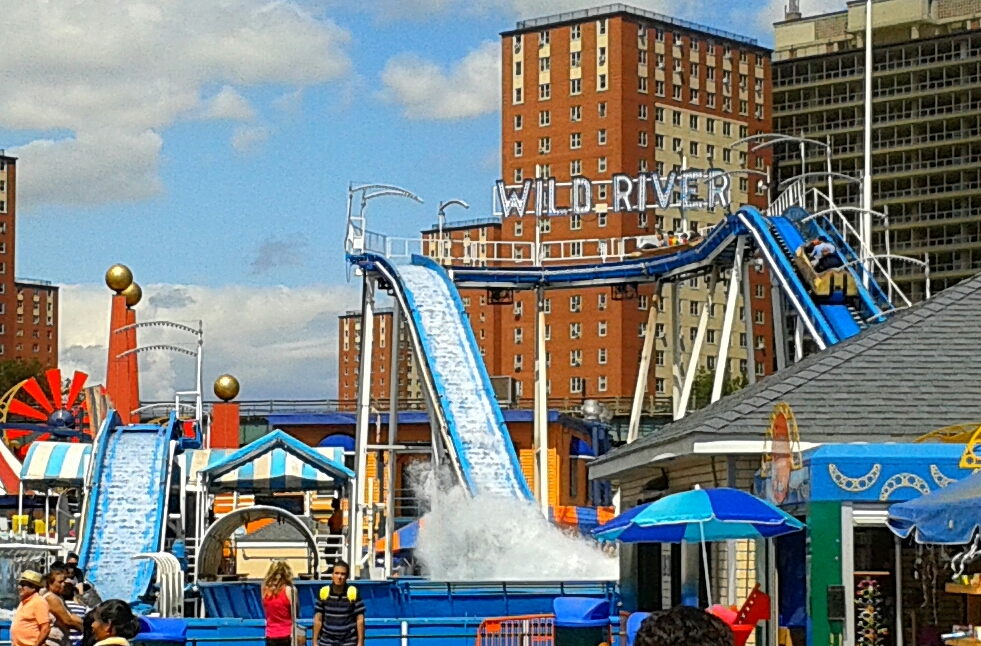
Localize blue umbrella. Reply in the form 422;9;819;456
888;471;981;545
593;486;804;604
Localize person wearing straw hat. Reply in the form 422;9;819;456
12;570;51;646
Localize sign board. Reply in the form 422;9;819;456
494;170;733;218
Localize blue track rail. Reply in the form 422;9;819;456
78;411;175;603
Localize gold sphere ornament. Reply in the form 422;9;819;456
214;374;240;402
121;282;142;308
105;264;133;293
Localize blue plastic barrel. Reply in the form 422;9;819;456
553;598;610;646
133;618;188;646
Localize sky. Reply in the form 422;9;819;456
1;0;839;401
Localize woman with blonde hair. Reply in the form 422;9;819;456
262;561;300;646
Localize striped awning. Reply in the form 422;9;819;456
20;441;90;487
192;430;352;494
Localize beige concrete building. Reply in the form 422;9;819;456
773;0;981;301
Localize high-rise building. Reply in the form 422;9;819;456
339;5;778;419
337;309;421;407
772;0;981;301
0;154;59;367
496;5;775;413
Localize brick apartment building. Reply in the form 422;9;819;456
772;0;981;302
339;5;778;420
0;154;59;367
337;309;421;407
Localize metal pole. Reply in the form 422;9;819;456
770;278;787;371
670;283;684;420
533;286;549;513
794;316;804;362
925;253;931;299
713;237;746;401
384;303;400;578
863;0;875;283
628;295;660;438
741;261;757;385
825;135;834;212
195;321;203;425
883;206;893;302
678;274;716;418
895;534;904;646
350;276;376;576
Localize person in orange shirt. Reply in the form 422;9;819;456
12;570;50;646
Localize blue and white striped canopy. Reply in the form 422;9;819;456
20;441;91;487
192;430;352;494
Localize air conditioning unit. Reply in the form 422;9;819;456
490;376;517;405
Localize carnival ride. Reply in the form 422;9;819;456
0;368;94;461
343;171;921;563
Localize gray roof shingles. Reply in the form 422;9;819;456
592;273;981;475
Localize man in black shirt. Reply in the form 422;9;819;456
313;561;365;646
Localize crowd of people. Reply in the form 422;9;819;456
12;555;141;646
637;230;704;252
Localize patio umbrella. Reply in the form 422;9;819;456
593;486;803;603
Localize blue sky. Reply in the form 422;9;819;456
0;0;823;398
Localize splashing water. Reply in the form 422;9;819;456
409;465;618;581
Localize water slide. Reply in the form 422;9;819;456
77;412;175;603
361;254;533;501
350;206;891;494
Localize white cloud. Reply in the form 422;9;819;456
361;0;685;20
1;0;350;206
12;130;164;206
202;86;256;121
380;41;500;120
59;281;361;401
231;125;271;152
755;0;843;32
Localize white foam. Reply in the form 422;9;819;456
409;466;618;582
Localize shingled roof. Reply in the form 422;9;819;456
590;273;981;479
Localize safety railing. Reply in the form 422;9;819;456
475;615;555;646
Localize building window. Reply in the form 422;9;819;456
539;30;550;47
597;185;607;200
598;348;608;365
571;51;582;68
570;350;583;367
639;50;648;65
570;377;584;394
570;240;583;256
570;105;582;121
539;84;551;100
739;333;747;347
514;115;523;131
570;133;582;149
706;356;716;370
638;295;649;310
639;132;648;147
569;295;582;312
672;137;682;152
571;78;582;95
655;323;665;337
540;57;550;72
740;100;748;115
722;149;732;163
539;137;551;154
754;310;765;325
655;80;665;96
707;329;717;344
689;141;699;156
598;212;607;227
515;60;523;76
598;102;607;117
706;144;715;160
756;362;765;377
570;214;582;230
689;327;698;342
690;88;699;103
638;212;648;227
673;85;682;100
570;159;582;175
544;298;551;313
598;129;607;145
514;142;523;157
739;177;749;191
655;378;665;393
655;134;665;149
539;110;551;127
597;376;608;392
756;284;765;299
598;74;608;91
739;125;748;138
598;294;607;310
638;323;648;337
544;325;551;341
514;220;524;237
638;77;648;93
514;87;523;103
756;104;764;120
570;323;582;338
598;157;607;173
514;328;523;344
756;335;766;349
690;301;699;316
598;18;607;34
723;97;732;112
514;354;523;371
514;168;523;182
571;24;581;40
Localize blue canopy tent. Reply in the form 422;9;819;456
888;471;981;544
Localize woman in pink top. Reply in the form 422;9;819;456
263;561;298;646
